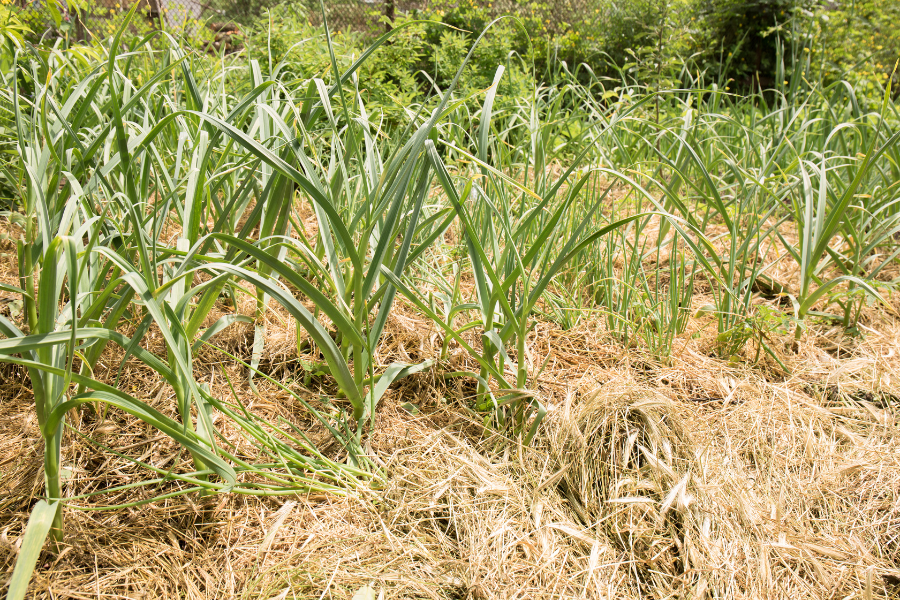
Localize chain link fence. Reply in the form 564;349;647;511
8;0;595;45
9;0;278;43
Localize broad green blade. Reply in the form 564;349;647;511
6;500;59;600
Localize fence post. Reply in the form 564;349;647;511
73;7;85;42
147;0;161;26
384;0;394;31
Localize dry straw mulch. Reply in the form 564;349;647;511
2;308;899;600
1;221;900;598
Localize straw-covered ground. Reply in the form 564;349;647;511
2;210;900;600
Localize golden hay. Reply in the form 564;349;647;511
2;220;900;599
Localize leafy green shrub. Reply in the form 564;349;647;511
812;0;900;94
244;3;423;125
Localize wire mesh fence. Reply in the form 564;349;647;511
8;0;274;43
7;0;596;45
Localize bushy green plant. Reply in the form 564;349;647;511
812;0;900;94
244;3;422;125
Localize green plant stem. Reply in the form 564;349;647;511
43;422;64;546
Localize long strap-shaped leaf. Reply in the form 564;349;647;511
426;142;513;325
378;266;512;390
812;80;896;265
191;234;364;349
6;500;59;600
0;328;178;388
201;263;365;419
0;356;236;489
364;162;433;362
184;110;362;274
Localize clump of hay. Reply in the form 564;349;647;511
541;382;710;595
378;417;593;598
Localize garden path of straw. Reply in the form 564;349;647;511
1;214;899;599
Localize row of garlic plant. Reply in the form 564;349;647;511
5;13;625;595
0;12;454;594
2;12;899;597
534;41;899;360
